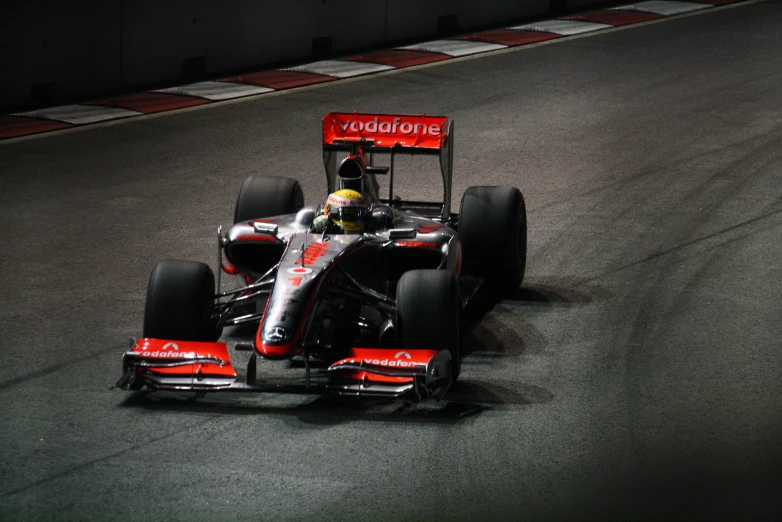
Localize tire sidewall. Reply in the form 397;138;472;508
396;269;461;379
234;176;305;224
459;186;527;290
143;260;220;342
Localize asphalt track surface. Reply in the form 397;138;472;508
2;2;782;520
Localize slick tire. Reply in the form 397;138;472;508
143;260;222;342
459;186;527;290
396;269;461;380
234;176;305;224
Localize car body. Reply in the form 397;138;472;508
117;112;527;401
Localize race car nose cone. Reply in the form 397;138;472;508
257;341;297;358
255;326;299;359
265;326;288;342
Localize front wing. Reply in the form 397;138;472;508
116;339;452;400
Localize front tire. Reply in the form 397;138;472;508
143;260;221;341
234;176;304;224
396;269;461;380
459;186;527;290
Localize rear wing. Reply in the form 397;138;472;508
322;112;454;220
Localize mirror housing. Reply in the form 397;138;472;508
389;228;417;239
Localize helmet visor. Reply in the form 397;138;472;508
328;206;366;224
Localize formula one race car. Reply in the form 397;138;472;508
116;112;527;401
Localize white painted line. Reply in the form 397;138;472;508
398;40;507;57
12;104;142;125
509;20;613;35
152;81;273;101
611;0;712;15
283;60;394;78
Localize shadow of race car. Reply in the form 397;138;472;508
116;112;527;401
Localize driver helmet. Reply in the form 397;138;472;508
324;189;367;234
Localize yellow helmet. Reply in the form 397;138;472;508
324;189;367;234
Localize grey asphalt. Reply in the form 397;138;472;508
2;2;782;520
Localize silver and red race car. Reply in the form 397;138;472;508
116;112;527;401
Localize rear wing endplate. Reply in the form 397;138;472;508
322;112;454;220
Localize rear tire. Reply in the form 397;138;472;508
143;260;221;341
396;269;461;380
234;176;304;224
459;186;527;290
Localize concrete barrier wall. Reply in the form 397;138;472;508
121;0;389;86
385;0;549;42
2;0;569;112
0;1;121;111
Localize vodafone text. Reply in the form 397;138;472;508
364;358;423;368
339;118;441;136
237;234;276;242
396;241;436;248
141;350;196;358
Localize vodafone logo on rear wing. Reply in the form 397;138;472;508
323;112;449;149
338;117;440;137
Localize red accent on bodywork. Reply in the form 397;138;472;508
295;241;329;265
131;338;236;378
418;224;444;233
288;277;302;287
255;337;301;358
351;148;367;168
221;258;239;275
396;240;437;248
323;112;449;149
334;369;414;384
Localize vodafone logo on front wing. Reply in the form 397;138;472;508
139;341;196;359
362;351;422;368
